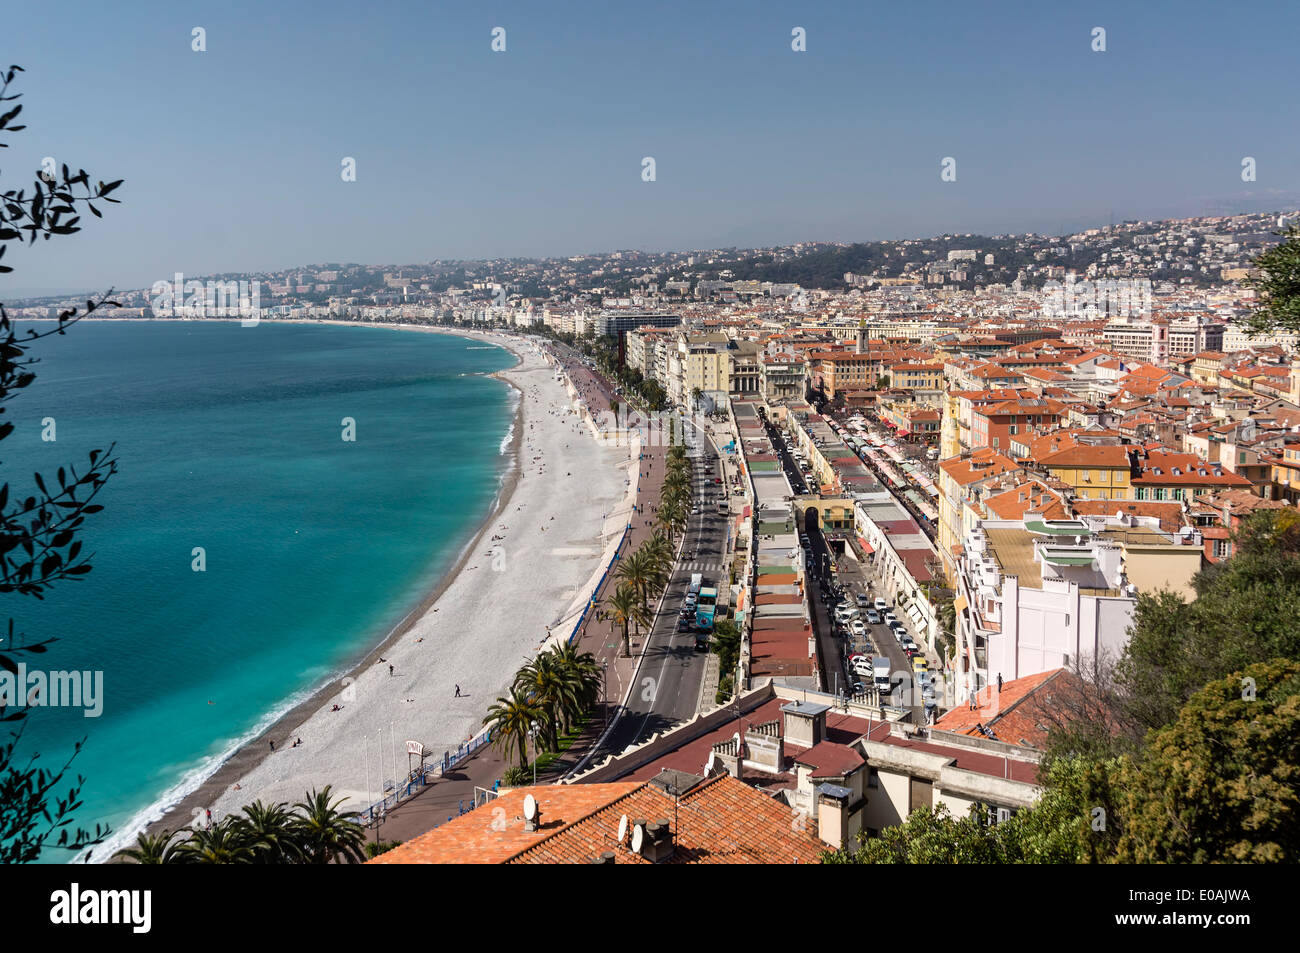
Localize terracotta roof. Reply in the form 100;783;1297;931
934;669;1066;749
371;774;828;865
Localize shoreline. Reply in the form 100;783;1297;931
120;325;539;854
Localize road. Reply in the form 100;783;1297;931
582;414;723;763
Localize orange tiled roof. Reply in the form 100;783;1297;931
371;775;827;865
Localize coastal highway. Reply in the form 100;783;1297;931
583;415;723;763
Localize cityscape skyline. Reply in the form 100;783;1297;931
5;0;1300;296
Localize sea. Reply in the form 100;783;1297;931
0;320;515;862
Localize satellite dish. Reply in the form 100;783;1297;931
523;794;537;821
617;815;628;844
630;824;644;854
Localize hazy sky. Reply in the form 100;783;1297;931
5;0;1299;295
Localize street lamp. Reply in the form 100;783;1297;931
602;659;609;735
529;724;539;786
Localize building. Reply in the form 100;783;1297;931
368;773;826;864
592;311;680;336
953;515;1203;703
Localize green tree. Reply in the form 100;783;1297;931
1114;659;1300;864
710;618;742;675
514;651;567;752
236;799;304;864
1118;510;1300;732
118;829;187;865
607;582;648;658
291;785;367;865
1242;223;1300;335
0;64;123;863
483;687;543;770
823;804;1018;864
174;819;256;864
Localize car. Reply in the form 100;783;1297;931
903;646;918;659
864;609;882;625
874;597;888;612
850;620;867;637
851;680;865;695
677;617;694;632
912;657;929;675
856;593;871;607
884;610;898;625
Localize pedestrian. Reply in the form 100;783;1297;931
269;739;275;751
455;684;462;697
389;663;394;676
997;672;1003;695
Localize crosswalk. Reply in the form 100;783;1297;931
680;561;724;573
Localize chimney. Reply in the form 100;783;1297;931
815;783;851;849
592;851;615;865
639;817;676;863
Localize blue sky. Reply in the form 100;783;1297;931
5;0;1299;295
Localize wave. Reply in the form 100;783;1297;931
80;670;342;863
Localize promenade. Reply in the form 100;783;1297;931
368;338;673;844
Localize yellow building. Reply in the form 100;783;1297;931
1038;444;1134;501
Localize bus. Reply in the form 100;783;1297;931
695;586;718;632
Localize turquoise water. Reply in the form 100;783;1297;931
0;321;514;861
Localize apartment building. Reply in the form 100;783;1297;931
954;515;1203;702
760;351;808;402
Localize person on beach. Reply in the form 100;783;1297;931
455;684;461;697
389;663;394;676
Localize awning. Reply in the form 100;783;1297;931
953;594;968;614
857;536;875;554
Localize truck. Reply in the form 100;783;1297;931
872;656;892;695
687;573;703;597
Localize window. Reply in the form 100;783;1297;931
1135;486;1148;500
1155;488;1167;501
1009;425;1018;435
1213;539;1232;559
992;437;999;448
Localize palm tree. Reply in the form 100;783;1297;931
174;819;256;864
607;582;648;657
291;786;367;865
614;548;656;611
236;800;302;864
550;642;602;729
514;652;567;752
642;532;674;574
119;830;187;864
483;686;543;770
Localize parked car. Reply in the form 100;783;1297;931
874;597;888;612
856;593;871;607
850;620;867;637
865;608;882;625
